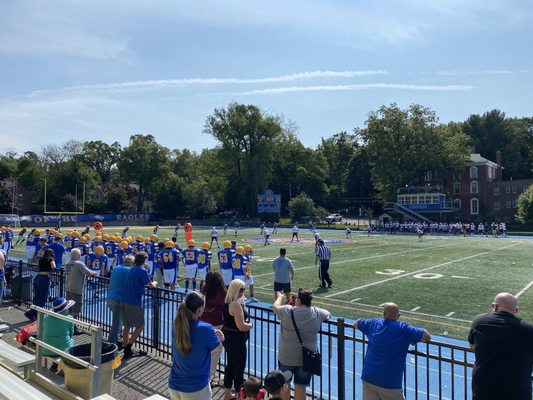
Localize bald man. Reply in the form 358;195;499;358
468;292;533;400
354;303;431;400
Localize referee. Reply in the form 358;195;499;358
315;239;332;288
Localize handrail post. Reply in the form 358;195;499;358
152;287;160;350
337;318;345;400
35;309;45;375
89;326;102;398
59;268;64;298
17;260;23;306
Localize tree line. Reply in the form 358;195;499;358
0;102;531;219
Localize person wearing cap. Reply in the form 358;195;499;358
264;370;292;400
354;302;431;400
42;297;76;373
272;288;330;400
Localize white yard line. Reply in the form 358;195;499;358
325;242;520;298
515;279;533;298
411;306;421;312
253;242;457;278
451;275;474;279
446;312;456;317
350;298;361;303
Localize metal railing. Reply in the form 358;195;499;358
8;259;476;399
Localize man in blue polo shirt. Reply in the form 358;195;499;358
106;254;134;347
354;303;431;400
121;251;157;358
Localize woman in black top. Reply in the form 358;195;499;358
25;249;56;321
222;279;253;400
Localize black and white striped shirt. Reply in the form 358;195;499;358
315;244;331;261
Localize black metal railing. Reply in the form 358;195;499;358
8;259;477;399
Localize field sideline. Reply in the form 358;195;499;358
8;225;533;339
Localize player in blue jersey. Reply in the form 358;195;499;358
47;236;66;269
91;235;103;253
218;240;234;287
144;235;158;280
121;226;129;238
159;240;180;290
86;245;109;277
25;229;39;263
2;227;13;257
152;225;159;235
182;240;199;293
46;229;54;245
116;240;133;265
197;242;212;291
64;231;78;263
104;237;118;269
232;246;248;283
131;235;146;254
172;224;180;242
33;237;48;262
76;237;90;263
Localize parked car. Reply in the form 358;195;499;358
326;213;343;222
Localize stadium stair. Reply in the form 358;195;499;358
383;202;433;224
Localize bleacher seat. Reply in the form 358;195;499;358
0;365;55;400
0;339;35;378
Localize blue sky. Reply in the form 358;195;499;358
0;0;531;154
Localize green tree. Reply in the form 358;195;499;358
517;185;533;224
82;141;121;185
463;109;509;161
204;102;284;216
105;184;135;213
360;103;469;202
287;192;316;222
119;134;171;212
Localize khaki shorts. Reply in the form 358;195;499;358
169;384;211;400
121;303;145;328
363;381;404;400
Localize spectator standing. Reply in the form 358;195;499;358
468;292;533;400
264;370;292;400
272;289;330;400
200;271;226;385
65;248;96;319
121;252;157;358
47;235;66;270
25;249;56;321
354;302;431;400
315;239;332;288
107;254;134;347
222;279;253;400
272;248;294;303
169;292;223;400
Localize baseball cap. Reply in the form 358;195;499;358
264;370;292;394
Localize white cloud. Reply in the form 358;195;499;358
26;70;388;97
236;83;475;95
436;70;516;76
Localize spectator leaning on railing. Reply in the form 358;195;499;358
468;292;533;400
65;248;96;320
354;302;431;400
272;288;330;400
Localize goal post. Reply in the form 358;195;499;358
43;179;86;215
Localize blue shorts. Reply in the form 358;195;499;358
278;361;312;386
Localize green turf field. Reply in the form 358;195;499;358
9;226;533;340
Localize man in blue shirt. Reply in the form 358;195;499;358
106;254;134;347
354;303;431;400
47;236;66;269
121;251;157;358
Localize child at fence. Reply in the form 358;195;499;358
240;377;265;399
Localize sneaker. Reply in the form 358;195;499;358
123;349;147;359
49;364;59;374
248;297;258;303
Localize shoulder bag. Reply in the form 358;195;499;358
290;308;322;376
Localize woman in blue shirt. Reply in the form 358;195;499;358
169;292;224;400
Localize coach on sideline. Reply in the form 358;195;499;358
468;292;533;400
315;239;332;288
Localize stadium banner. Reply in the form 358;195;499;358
257;189;281;214
22;213;157;224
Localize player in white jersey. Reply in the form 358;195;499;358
346;227;352;238
291;224;299;242
210;227;219;248
244;245;257;303
263;228;270;246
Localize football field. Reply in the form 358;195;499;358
10;225;533;339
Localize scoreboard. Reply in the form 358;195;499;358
257;190;281;213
